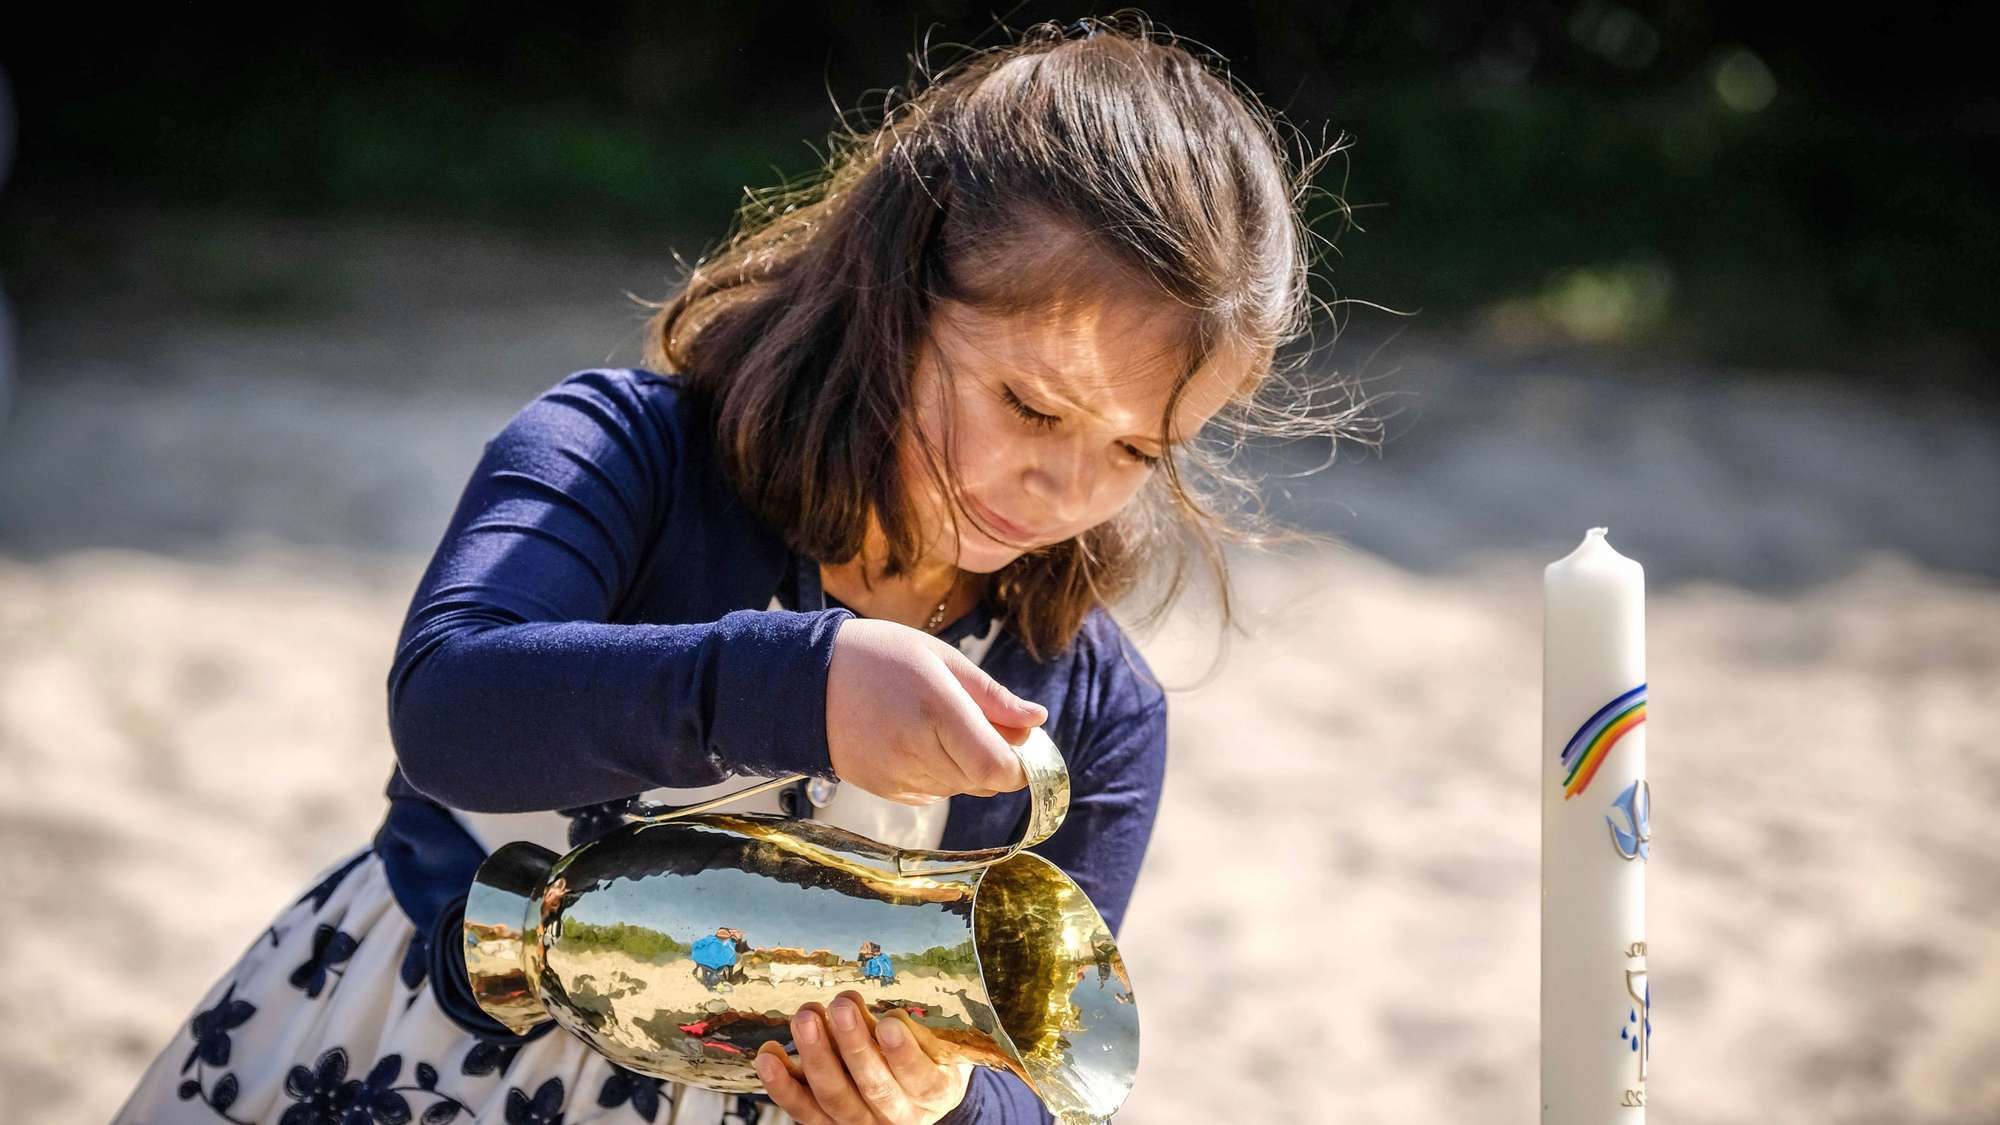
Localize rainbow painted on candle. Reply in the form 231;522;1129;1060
1559;683;1647;799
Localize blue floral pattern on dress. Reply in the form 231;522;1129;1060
505;1076;567;1124
173;982;259;1121
460;1036;526;1079
183;981;256;1073
291;923;362;998
151;846;705;1124
279;1048;485;1125
280;1046;360;1124
343;1053;416;1124
175;1068;248;1122
596;1064;665;1121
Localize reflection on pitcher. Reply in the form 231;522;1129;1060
859;940;899;987
689;926;750;991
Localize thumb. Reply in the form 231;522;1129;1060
941;647;1048;728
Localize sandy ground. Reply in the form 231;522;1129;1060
2;208;1997;1123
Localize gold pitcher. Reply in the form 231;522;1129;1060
460;727;1139;1123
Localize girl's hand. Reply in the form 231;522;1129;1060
825;618;1047;805
754;992;974;1125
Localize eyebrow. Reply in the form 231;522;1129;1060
1026;377;1107;425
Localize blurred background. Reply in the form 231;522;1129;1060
1;3;1995;1122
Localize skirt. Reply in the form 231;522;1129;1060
111;843;785;1125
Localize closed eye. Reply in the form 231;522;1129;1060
1000;383;1061;428
1001;383;1162;468
996;382;1160;466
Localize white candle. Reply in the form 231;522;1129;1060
1542;527;1649;1122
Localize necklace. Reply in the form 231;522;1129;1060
818;559;959;633
923;573;958;633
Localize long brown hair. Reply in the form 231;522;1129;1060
641;12;1387;663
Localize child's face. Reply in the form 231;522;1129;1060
907;292;1249;573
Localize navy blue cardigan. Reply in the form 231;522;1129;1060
370;367;1168;1123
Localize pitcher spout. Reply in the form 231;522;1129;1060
971;850;1140;1120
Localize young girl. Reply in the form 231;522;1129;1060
111;15;1364;1125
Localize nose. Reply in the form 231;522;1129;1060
1020;438;1098;526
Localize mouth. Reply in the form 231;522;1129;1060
966;494;1044;544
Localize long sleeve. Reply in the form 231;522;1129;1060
940;662;1169;1124
940;1069;1068;1125
384;368;853;813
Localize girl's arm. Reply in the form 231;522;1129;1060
385;368;853;813
944;674;1169;1124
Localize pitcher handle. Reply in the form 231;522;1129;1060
623;727;1070;877
624;774;806;822
892;725;1069;877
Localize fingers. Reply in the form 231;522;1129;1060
931;696;1032;794
988;720;1034;747
937;647;1043;792
757;996;967;1124
782;1001;881;1124
823;992;919;1122
873;1009;959;1106
940;644;1048;729
754;1042;830;1125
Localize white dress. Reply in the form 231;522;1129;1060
110;600;1004;1125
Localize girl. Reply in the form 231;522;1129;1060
111;14;1368;1125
